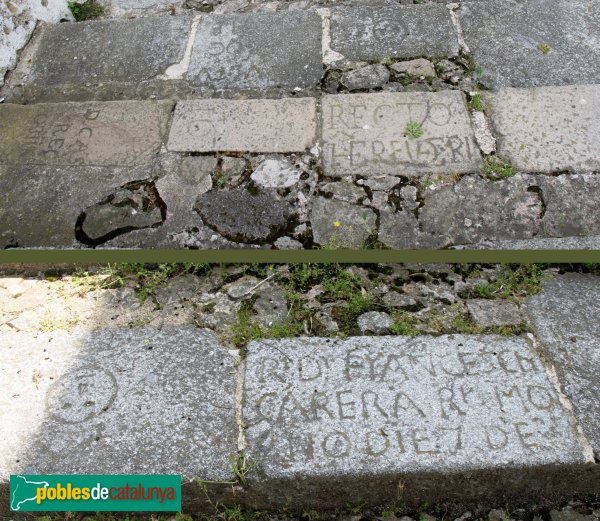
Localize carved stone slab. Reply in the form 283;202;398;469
329;4;458;61
526;273;600;455
0;328;237;479
321;92;482;176
167;98;317;152
483;85;600;173
29;16;191;85
0;101;172;167
188;11;323;90
243;335;589;506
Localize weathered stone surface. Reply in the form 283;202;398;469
79;183;165;245
0;327;237;478
391;59;436;78
526;273;600;455
30;16;191;85
168;98;317;153
0;101;172;168
330;5;458;61
0;165;156;248
483;85;600;173
453;236;600;250
379;175;543;249
357;311;392;334
188;11;322;89
243;336;588;508
466;299;522;328
341;64;390;91
195;188;292;243
310;197;376;248
251;159;301;189
322;92;481;176
460;0;600;88
320;182;367;204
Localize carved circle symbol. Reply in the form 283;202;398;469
45;366;118;424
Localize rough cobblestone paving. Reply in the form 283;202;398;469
0;0;599;249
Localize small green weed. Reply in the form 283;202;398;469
468;264;546;302
483;155;516;180
390;313;420;336
538;43;551;55
404;121;424;138
468;93;484;111
68;0;105;21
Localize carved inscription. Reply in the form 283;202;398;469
244;337;576;472
167;98;317;153
321;92;482;176
1;102;167;167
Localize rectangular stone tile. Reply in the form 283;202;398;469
0;101;173;168
322;92;481;176
526;274;600;456
168;98;317;153
329;4;458;61
460;0;600;88
0;327;237;479
483;85;600;172
243;335;590;508
188;11;323;90
29;16;191;85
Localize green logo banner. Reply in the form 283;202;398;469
10;475;181;512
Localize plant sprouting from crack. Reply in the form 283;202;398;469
538;43;551;55
404;121;424;138
228;452;258;486
483;155;516;180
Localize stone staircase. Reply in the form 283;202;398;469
1;271;599;514
1;0;599;249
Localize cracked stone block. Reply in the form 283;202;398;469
243;336;590;509
194;188;292;243
29;16;191;85
320;182;367;204
466;299;522;328
0;327;237;479
188;11;322;89
310;197;376;249
526;273;600;456
460;0;600;88
0;165;157;248
78;183;165;246
483;85;600;173
168;98;317;153
329;4;458;61
390;59;436;78
321;92;481;176
380;174;543;249
0;101;173;168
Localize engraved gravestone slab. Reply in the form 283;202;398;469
322;92;482;176
188;11;323;90
0;328;237;478
526;273;600;454
0;101;172;167
29;16;191;85
483;85;600;173
243;336;585;481
168;98;317;152
329;4;458;61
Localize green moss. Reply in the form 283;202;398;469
68;0;105;21
483;155;516;180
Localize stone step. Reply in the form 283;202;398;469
0;86;599;249
2;292;600;514
3;0;599;103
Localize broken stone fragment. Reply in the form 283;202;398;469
390;58;436;78
250;158;301;189
466;299;521;327
341;64;390;90
78;183;165;245
357;310;393;334
194;188;292;243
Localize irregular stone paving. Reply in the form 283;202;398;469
1;266;600;512
1;0;600;249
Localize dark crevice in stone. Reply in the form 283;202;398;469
75;180;167;247
527;185;547;219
